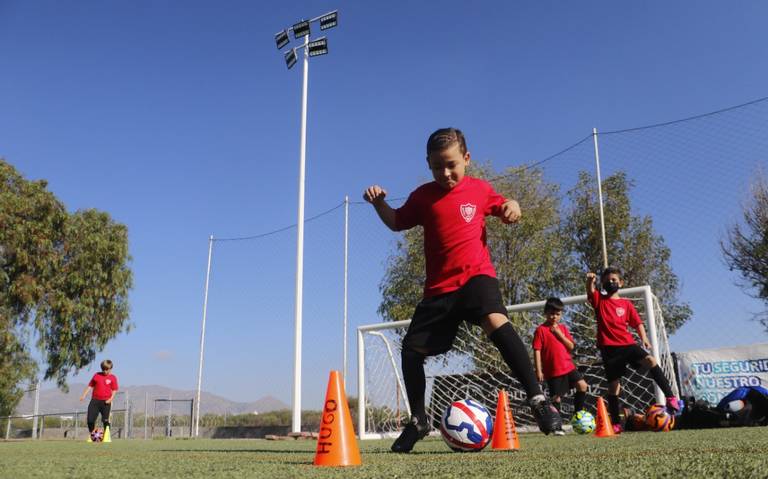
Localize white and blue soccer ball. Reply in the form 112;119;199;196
440;399;494;452
571;410;596;434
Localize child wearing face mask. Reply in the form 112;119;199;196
586;267;680;433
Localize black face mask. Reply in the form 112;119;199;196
603;281;619;294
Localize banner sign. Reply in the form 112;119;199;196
676;343;768;404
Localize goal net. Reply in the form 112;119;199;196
357;285;678;439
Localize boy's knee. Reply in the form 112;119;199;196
481;313;509;335
643;355;657;368
576;380;588;392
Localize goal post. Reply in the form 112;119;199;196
357;285;678;440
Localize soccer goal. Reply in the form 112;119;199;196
357;285;678;439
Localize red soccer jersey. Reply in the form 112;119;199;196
89;373;119;400
532;323;577;379
394;177;506;298
588;290;643;347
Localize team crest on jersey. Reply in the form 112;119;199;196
460;203;476;223
615;307;625;317
106;379;111;385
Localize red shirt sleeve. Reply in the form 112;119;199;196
111;375;119;391
484;182;507;216
532;327;543;350
627;302;642;329
394;191;421;231
88;374;97;388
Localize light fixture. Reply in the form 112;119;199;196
307;37;328;57
319;11;338;30
292;20;310;39
285;49;297;69
275;30;290;50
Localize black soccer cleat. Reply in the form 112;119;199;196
530;395;563;435
391;415;430;453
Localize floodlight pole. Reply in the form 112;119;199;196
592;128;609;269
292;33;310;434
194;234;214;437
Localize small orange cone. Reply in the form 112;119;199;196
313;371;362;467
594;397;616;438
491;389;520;450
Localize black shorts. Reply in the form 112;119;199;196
546;369;584;397
600;344;651;382
402;275;507;355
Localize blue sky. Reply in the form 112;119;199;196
2;1;767;408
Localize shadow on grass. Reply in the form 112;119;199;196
157;449;313;454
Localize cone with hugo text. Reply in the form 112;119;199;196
594;397;616;438
491;389;520;450
103;425;112;443
313;371;361;467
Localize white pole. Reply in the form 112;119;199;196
642;286;666;404
343;195;349;384
357;328;366;439
592;128;609;269
194;235;214;437
32;380;40;439
292;34;310;434
144;391;148;440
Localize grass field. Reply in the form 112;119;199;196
1;427;767;478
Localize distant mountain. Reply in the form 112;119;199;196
14;384;289;416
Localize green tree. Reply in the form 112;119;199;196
564;170;692;333
721;171;768;332
0;159;132;415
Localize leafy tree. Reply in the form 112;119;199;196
0;159;132;415
564;170;692;333
721;171;768;332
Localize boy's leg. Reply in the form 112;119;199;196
484;315;561;434
101;401;112;429
606;380;622;426
86;399;99;433
640;355;679;412
574;380;588;412
391;346;430;453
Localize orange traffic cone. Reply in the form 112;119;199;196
594;397;616;438
313;371;362;467
491;390;520;450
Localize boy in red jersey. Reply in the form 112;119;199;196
364;128;560;453
80;359;119;438
586;268;680;433
533;297;589;435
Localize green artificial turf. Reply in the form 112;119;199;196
1;427;767;478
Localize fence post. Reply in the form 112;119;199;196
5;416;10;440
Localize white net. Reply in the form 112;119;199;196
357;286;678;439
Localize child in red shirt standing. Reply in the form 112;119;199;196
364;128;560;453
80;359;119;439
533;297;589;435
587;268;680;432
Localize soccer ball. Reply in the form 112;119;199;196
90;428;104;443
439;399;494;452
645;404;675;432
570;410;596;434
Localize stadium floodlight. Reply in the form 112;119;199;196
275;30;290;50
271;10;340;437
307;37;328;57
284;49;298;69
319;11;338;30
292;20;310;39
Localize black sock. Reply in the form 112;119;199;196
574;391;586;412
103;421;110;429
489;322;543;399
607;395;621;424
87;422;95;432
649;366;674;398
401;347;427;421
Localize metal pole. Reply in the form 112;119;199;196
357;329;366;439
292;33;309;434
592;128;609;269
195;235;214;437
343;195;349;384
32;380;40;440
642;286;665;404
144;392;148;440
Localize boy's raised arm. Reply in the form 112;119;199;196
586;272;597;296
363;185;397;231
